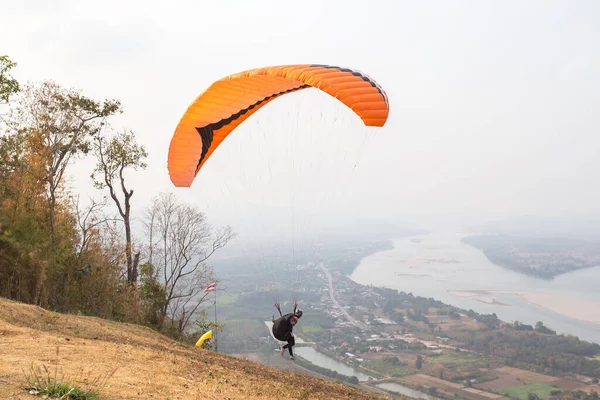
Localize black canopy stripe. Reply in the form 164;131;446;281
195;84;310;169
310;64;388;107
196;126;214;170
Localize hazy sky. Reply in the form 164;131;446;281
2;0;599;239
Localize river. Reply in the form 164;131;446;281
264;321;434;397
375;382;441;400
293;347;372;381
293;346;438;398
349;231;600;344
264;320;371;380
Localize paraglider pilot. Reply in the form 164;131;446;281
272;301;303;360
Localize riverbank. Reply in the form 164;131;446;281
253;247;600;400
349;231;600;343
461;234;600;279
287;268;600;400
449;289;600;325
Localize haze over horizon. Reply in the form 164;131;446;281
2;0;599;241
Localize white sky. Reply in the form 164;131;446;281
2;0;599;240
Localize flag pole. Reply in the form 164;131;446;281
214;285;218;352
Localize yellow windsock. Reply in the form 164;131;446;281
195;330;213;348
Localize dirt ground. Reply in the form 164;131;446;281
0;298;389;400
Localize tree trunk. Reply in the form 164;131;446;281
125;216;133;284
132;251;140;286
33;261;46;306
158;304;167;330
49;191;57;247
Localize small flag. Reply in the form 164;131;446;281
203;282;216;292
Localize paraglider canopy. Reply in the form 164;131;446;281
167;64;390;187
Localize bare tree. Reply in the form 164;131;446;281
92;128;147;286
143;200;158;267
69;194;119;260
145;192;235;332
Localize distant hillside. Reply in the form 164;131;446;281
462;234;600;279
0;297;391;400
470;215;600;241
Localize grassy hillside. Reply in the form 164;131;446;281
0;298;391;400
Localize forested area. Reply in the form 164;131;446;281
0;54;234;342
455;327;600;377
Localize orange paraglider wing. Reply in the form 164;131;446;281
167;64;390;187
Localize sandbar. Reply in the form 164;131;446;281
473;297;509;306
448;290;600;325
519;292;600;325
448;290;491;297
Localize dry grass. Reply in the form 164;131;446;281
0;297;387;400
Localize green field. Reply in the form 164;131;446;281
496;383;558;400
217;293;239;305
431;351;485;367
299;324;324;334
222;318;265;338
362;358;415;377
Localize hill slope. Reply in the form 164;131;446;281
0;298;388;399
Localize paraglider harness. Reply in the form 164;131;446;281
272;302;303;358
